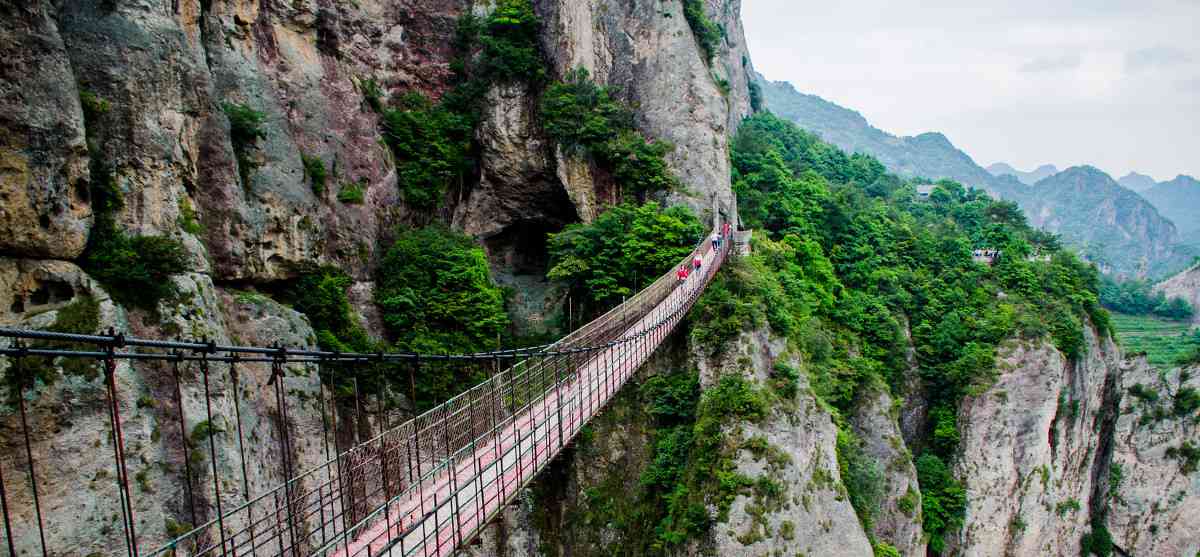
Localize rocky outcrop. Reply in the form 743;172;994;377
0;5;91;259
536;0;753;223
952;324;1121;556
850;387;926;556
702;330;873;557
1155;263;1200;324
1108;361;1200;555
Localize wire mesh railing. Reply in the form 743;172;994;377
0;223;733;557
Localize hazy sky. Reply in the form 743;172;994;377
742;0;1200;181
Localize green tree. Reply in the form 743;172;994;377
548;202;702;309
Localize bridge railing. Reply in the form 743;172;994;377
0;223;732;557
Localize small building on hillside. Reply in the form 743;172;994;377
973;249;1001;265
916;184;937;200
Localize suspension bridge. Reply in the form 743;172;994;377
0;223;734;556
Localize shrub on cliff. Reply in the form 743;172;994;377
222;102;266;188
381;93;474;210
682;0;723;63
374;226;508;405
547;201;702;310
78;90;189;309
541;68;680;198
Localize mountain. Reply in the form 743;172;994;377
1118;172;1159;193
1022;167;1192;276
1142;175;1200;236
757;75;1191;277
755;77;1021;196
986;162;1059;185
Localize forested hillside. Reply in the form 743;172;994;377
756;76;1194;278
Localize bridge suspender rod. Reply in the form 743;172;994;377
272;349;300;556
316;358;332;549
374;357;393;549
409;355;429;557
229;356;260;555
198;345;230;556
103;338;139;557
170;351;199;531
0;455;14;557
11;345;48;557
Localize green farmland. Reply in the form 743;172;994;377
1111;313;1200;368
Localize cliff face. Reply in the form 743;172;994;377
0;0;753;554
1108;362;1200;555
951;325;1122;556
1156;263;1200;325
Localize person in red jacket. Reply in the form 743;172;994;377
693;255;703;270
676;265;688;283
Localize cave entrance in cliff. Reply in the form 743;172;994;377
485;218;570;339
485;219;558;277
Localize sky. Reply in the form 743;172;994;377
742;0;1200;181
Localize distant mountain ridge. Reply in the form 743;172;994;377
1022;166;1186;276
1143;175;1200;236
757;75;1194;277
986;162;1059;185
1118;172;1159;193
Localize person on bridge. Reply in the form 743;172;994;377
693;254;703;270
677;265;688;283
712;233;721;250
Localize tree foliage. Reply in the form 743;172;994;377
541;68;680;198
548;202;702;310
1100;277;1195;320
720;112;1108;552
682;0;723;63
375;226;509;356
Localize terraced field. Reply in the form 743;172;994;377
1111;312;1200;368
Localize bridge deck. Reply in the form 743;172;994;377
332;243;721;556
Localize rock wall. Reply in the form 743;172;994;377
1155;263;1200;325
536;0;754;224
0;0;756;553
1108;361;1200;555
951;324;1125;556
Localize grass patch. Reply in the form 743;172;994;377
1111;312;1200;368
301;153;328;195
337;180;366;204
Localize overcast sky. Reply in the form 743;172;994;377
742;0;1200;181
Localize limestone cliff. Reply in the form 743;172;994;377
1108;362;1200;555
1156;263;1200;325
0;0;755;554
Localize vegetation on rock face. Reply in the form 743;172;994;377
381;93;476;209
222;102;266;188
6;295;102;401
289;266;374;355
301;153;328;195
378;0;543;210
337;180;366;204
547;202;702;311
679;111;1109;552
541;68;680;199
682;0;724;63
79;91;188;309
